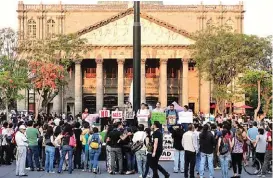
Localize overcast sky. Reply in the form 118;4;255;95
0;0;272;37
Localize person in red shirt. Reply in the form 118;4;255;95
260;123;272;177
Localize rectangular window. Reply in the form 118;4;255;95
125;67;133;78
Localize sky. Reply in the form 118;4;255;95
0;0;272;37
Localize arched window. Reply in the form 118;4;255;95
27;19;36;38
47;19;55;37
225;19;234;30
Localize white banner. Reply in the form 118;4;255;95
99;110;110;118
178;111;193;124
85;114;99;125
137;114;149;122
111;111;123;119
160;133;174;160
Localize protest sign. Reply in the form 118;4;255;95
178;111;193;124
151;112;166;124
137;114;149;122
99;110;110;118
85;114;99;125
124;111;134;120
111;111;123;119
160;133;174;160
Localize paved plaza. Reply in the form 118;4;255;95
0;162;271;178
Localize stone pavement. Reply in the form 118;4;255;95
0;161;271;178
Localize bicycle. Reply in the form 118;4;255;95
243;149;262;175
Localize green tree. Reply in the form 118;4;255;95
18;34;88;115
240;70;272;120
190;26;272;114
0;28;29;120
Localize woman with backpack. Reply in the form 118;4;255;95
88;127;102;174
44;126;56;173
230;129;244;178
217;129;231;178
57;124;76;174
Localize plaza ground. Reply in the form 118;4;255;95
0;161;271;178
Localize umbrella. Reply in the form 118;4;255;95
238;105;253;109
210;104;216;109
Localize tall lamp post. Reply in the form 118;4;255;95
133;1;141;120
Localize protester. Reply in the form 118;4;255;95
88;127;102;173
171;125;185;173
217;129;231;178
147;121;170;178
15;125;28;176
230;129;244;178
182;124;198;178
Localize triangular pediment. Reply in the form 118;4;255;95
78;8;194;46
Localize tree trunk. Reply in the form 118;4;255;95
5;100;9;122
254;80;261;121
35;92;43;121
261;95;273;120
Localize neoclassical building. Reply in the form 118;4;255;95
17;1;245;116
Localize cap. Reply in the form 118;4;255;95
19;125;26;130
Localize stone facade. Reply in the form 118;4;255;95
17;1;245;115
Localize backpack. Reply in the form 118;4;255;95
62;134;76;147
219;137;229;155
131;141;144;152
69;135;76;147
90;134;100;149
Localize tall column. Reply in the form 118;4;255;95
117;59;125;107
141;58;146;103
52;93;62;115
159;58;168;107
182;59;189;106
96;58;103;112
74;61;82;115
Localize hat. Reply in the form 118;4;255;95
19;125;26;130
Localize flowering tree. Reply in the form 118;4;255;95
18;34;88;116
29;61;65;120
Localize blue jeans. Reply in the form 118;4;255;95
219;153;230;178
200;152;214;178
135;150;147;176
58;145;73;173
174;150;184;172
82;147;89;170
45;146;55;172
125;151;135;171
195;152;201;173
89;148;101;170
27;145;40;169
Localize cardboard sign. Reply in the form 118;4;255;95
111;111;123;119
85;114;99;125
151;112;166;124
178;111;193;124
137;114;149;122
124;111;134;120
160;133;174;160
99;110;110;118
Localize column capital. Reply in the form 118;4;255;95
117;58;125;65
160;58;168;64
74;59;82;64
95;58;103;64
141;58;146;64
182;58;190;63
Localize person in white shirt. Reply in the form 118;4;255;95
15;125;28;176
1;122;11;165
182;124;198;178
137;103;150;128
133;124;147;178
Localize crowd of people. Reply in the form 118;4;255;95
0;102;272;178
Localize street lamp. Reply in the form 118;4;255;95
133;1;141;123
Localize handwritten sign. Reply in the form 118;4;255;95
85;114;99;125
151;112;166;124
124;111;134;120
160;133;174;160
178;111;193;124
111;111;123;119
99;110;110;118
137;114;149;122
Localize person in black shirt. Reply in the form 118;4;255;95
73;122;82;169
171;125;185;173
147;121;170;178
107;122;131;174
